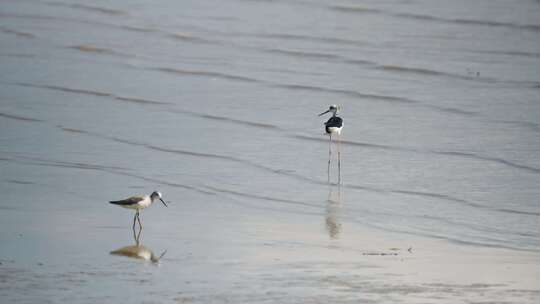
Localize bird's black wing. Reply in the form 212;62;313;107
109;196;143;206
325;116;343;128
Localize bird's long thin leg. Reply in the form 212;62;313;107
328;133;332;183
338;133;341;185
136;210;143;230
135;225;142;245
132;211;137;231
132;222;139;245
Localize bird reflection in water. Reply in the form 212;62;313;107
325;185;343;239
110;226;166;263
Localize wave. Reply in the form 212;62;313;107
274;84;419;103
434;151;540;174
168;33;219;45
265;48;344;60
0;12;67;22
11;81;277;130
378;65;453;77
198;182;540;251
265;45;514;85
11;82;538;177
23;125;537;218
119;25;158;33
0;27;35;38
329;5;383;14
265;46;482;82
343;59;378;66
0;53;35;58
67;45;117;54
8;155;129;172
13;82;113;97
44;2;127;16
494;120;540;133
469;49;540;59
447;17;540;32
11;146;536;248
291;134;414;152
372;64;514;85
203;185;320;209
0;13;138;36
170;109;280;130
349;181;539;218
258;33;369;47
5;179;35;185
112;171;215;195
495;208;540;217
154;67;262;83
391;190;484;208
260;45;535;87
115;96;171;105
0;112;43;122
10;82;169;106
293;134;540;175
330;5;540;33
426;105;479;116
6;154;215;196
146;145;240;163
56;125;94;135
276;80;489;118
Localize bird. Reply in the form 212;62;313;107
319;105;343;183
109;191;167;230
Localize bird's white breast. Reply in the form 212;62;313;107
137;196;152;209
327;126;342;135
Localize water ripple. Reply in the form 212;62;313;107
55;126;540;218
154;67;262;83
0;112;43;122
43;2;128;16
330;5;540;33
0;26;36;39
7;81;539;178
273;84;419;103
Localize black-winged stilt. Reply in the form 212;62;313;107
319;105;343;183
109;191;167;230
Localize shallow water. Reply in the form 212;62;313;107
1;0;540;302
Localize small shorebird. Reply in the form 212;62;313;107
319;105;343;183
109;191;167;230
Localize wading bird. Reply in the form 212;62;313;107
109;191;167;230
319;105;343;183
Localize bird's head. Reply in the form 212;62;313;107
150;191;168;207
318;105;341;116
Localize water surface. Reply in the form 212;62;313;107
1;0;539;302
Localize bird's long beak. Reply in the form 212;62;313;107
318;109;330;116
159;198;168;207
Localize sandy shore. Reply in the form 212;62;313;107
1;207;538;304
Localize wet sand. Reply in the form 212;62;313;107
1;205;539;303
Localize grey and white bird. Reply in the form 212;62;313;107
109;191;167;230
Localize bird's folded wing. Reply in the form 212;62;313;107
109;196;143;205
